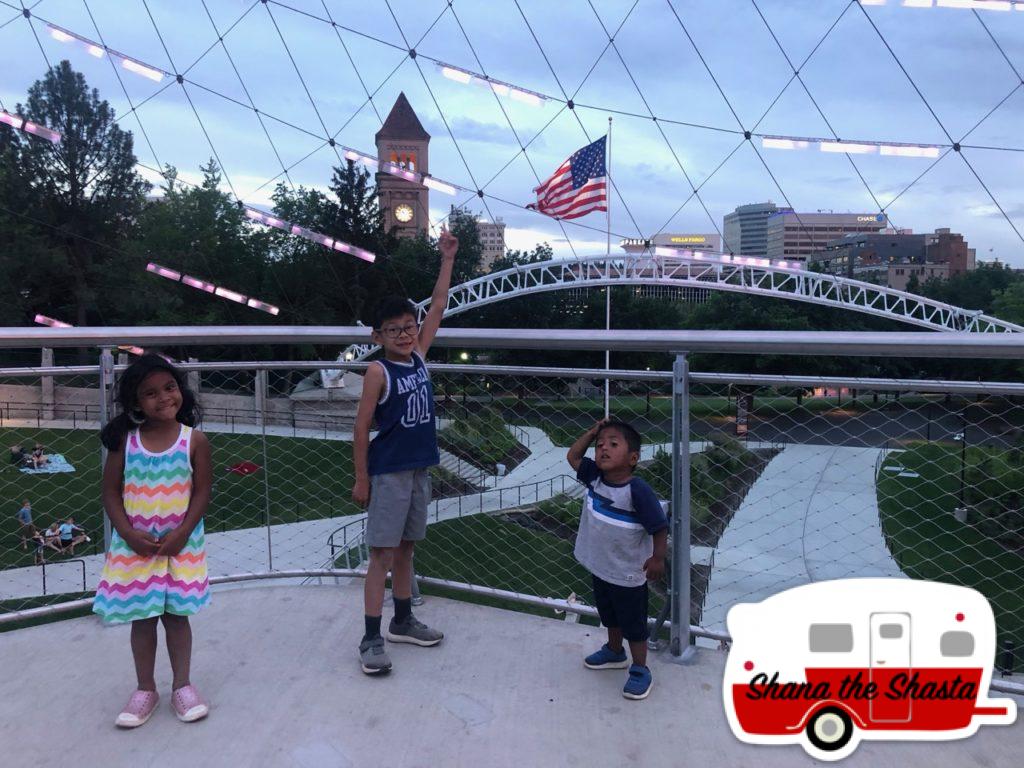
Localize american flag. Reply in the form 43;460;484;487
528;136;607;220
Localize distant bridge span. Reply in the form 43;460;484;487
342;254;1022;361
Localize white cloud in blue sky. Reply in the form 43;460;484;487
1;0;1023;263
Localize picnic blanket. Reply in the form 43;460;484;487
228;460;261;476
18;453;76;474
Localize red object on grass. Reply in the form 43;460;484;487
228;461;261;476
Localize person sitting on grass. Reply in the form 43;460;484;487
43;521;62;553
566;418;668;701
57;516;89;555
10;444;30;467
30;444;49;469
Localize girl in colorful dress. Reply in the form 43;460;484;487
93;354;212;728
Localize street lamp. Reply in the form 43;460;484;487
459;351;469;362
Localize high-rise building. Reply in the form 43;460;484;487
375;93;430;238
723;202;786;256
766;211;888;261
451;205;506;273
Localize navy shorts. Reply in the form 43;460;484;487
591;574;649;642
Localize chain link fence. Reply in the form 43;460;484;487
0;350;1021;677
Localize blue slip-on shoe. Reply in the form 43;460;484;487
584;643;630;670
622;664;653;700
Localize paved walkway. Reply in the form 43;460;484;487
1;583;1019;768
700;444;903;637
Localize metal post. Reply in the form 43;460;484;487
669;352;697;663
411;567;424;606
260;371;274;572
99;349;115;552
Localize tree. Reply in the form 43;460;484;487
8;61;149;329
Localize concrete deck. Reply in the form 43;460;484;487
2;583;1020;768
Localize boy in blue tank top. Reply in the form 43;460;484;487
352;226;458;675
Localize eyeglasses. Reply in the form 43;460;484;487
379;323;418;340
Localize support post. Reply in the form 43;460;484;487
99;349;115;552
41;348;54;420
669;352;697;663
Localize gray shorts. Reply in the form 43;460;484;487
365;468;432;548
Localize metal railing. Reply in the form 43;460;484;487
1;326;1023;695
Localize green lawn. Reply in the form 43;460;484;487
414;512;666;625
0;427;363;570
877;442;1024;671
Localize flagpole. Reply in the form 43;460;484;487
605;117;612;420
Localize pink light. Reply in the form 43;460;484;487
214;286;247;304
313;233;334;248
351;247;376;264
244;208;266;223
1;111;61;143
762;137;810;150
820;141;877;154
423;177;457;195
879;144;941;158
120;58;164;83
264;216;287;230
440;66;473;85
34;314;73;328
146;262;182;281
22;122;61;143
653;246;677;257
87;44;104;58
49;28;74;43
510;88;544;106
246;298;280;315
383;162;420;183
488;81;510;97
344;149;378;168
182;275;216;293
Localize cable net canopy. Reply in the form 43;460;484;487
1;0;1022;261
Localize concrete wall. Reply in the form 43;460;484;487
0;382;357;429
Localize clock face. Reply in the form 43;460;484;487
395;204;414;224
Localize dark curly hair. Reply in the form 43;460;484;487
99;353;200;451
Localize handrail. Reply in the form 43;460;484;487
5;327;1024;359
325;473;582;556
39;558;88;595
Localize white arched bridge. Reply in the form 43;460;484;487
340;253;1023;362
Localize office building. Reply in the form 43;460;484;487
766;211;888;261
723;202;786;256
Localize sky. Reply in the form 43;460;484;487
2;0;1024;263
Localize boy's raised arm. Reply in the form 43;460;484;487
567;420;606;472
417;226;458;357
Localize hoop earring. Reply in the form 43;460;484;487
128;409;146;425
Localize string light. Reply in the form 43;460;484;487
861;0;1024;8
46;23;166;82
761;134;941;158
0;110;61;143
652;246;803;271
34;315;145;354
243;206;377;263
146;262;281;315
437;61;547;107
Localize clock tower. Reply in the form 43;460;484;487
375;92;430;238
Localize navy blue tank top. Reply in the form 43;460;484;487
367;351;440;475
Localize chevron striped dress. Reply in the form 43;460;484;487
93;425;210;623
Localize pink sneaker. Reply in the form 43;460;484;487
171;684;209;723
115;689;159;728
